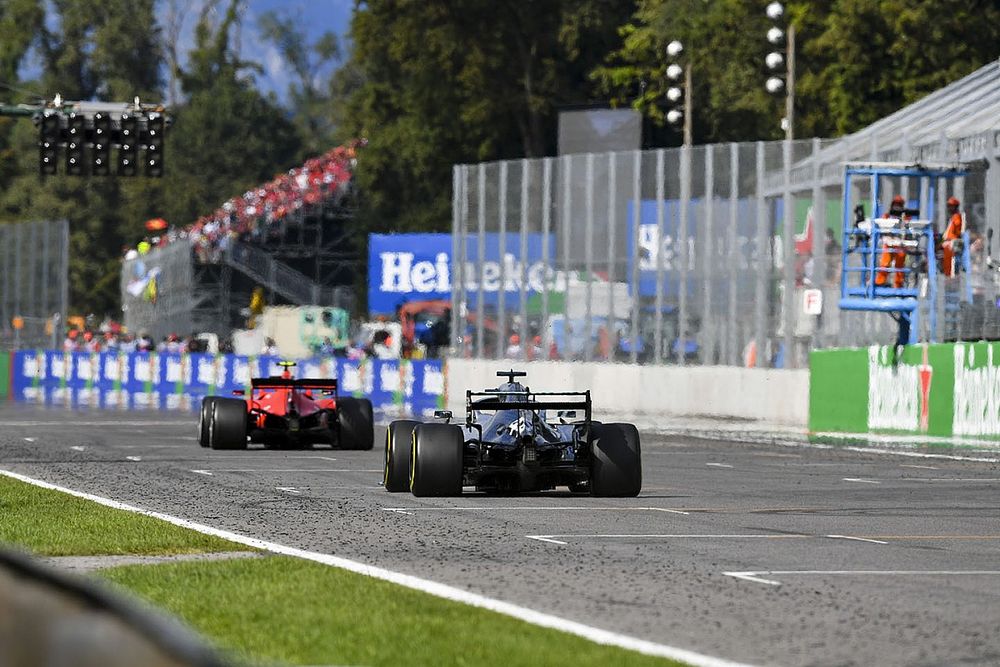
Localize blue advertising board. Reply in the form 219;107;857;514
368;232;557;316
10;351;446;417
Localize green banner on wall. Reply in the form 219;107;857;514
0;350;8;400
810;341;1000;439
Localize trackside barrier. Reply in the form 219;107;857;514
10;351;446;416
446;359;808;426
810;341;1000;439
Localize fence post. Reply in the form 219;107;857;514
678;145;691;366
653;149;666;365
562;155;573;358
584;153;595;362
450;165;461;352
497;161;508;359
703;146;715;365
782;138;795;368
754;142;767;367
541;158;552;356
629;150;642;364
518;159;529;361
606;152;617;357
476;164;486;358
727;143;740;365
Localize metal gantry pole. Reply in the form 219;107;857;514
727;143;740;365
653;149;666;364
518;159;530;361
606;152;617;358
1;226;9;333
629;150;642;364
476;164;486;358
562;155;573;358
703;146;715;365
782;138;795;368
810;138;825;350
14;223;23;324
497;161;508;358
678;145;692;365
584;153;595;362
457;166;470;356
754;142;768;366
541;158;553;355
450;165;462;353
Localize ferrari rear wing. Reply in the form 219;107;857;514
251;378;339;391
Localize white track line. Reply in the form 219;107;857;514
125;456;142;462
202;468;381;473
70;445;86;452
191;469;213;476
826;534;887;545
23;437;36;443
706;463;733;468
900;464;937;470
380;506;690;515
843;477;881;484
725;570;1000;587
0;468;746;667
527;534;805;545
275;487;301;495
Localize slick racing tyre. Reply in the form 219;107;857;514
338;397;375;450
590;422;642;497
384;420;420;492
209;398;248;450
199;397;218;447
410;423;464;497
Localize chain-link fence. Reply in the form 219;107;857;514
450;139;993;368
0;220;69;350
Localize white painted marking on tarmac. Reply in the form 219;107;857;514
70;445;86;451
913;478;1000;482
125;456;142;462
528;534;805;544
724;570;1000;587
826;534;887;545
705;463;733;468
0;468;747;667
203;468;381;473
843;477;881;484
275;487;301;495
191;469;213;476
382;508;414;515
379;505;690;515
723;572;782;586
284;455;338;461
23;438;36;443
900;464;937;470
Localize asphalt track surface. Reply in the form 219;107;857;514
3;403;1000;666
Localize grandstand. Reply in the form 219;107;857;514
120;142;362;340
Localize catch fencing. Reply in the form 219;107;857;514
0;220;69;350
450;140;993;368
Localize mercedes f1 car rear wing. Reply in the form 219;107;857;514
465;389;592;425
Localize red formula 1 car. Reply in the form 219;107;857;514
198;361;374;450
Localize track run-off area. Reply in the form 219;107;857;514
3;403;1000;666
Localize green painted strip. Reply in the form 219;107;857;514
0;349;10;400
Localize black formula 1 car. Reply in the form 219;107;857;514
198;361;374;450
383;370;641;496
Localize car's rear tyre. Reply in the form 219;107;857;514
590;422;641;497
338;397;374;450
198;397;218;447
384;420;420;492
209;398;248;450
410;423;464;497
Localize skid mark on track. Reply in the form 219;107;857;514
724;570;1000;587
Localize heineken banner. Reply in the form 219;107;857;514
810;341;1000;439
10;351;446;416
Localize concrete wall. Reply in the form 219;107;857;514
447;359;809;426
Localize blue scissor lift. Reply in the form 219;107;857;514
838;163;971;346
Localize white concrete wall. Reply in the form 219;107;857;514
446;359;808;426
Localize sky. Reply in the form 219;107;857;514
17;0;355;106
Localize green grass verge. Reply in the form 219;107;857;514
103;556;685;667
0;476;245;556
